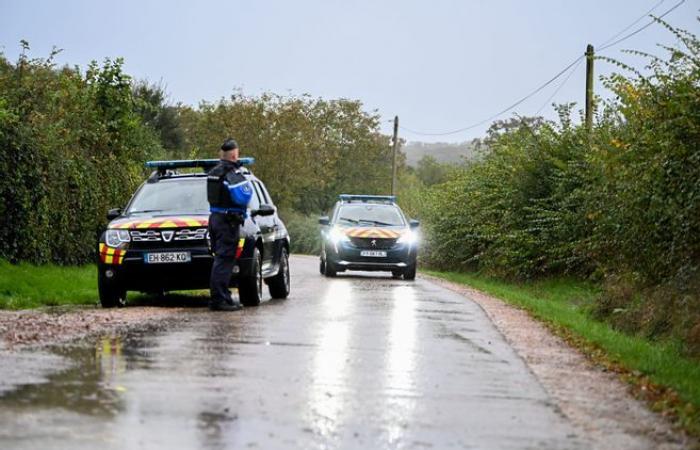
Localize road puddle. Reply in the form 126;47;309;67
0;334;153;417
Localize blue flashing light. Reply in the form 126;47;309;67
145;158;255;170
339;194;396;204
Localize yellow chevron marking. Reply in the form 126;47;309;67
135;218;160;229
343;227;400;239
185;218;201;227
104;254;113;264
99;244;116;256
158;220;178;228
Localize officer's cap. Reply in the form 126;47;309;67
221;138;239;151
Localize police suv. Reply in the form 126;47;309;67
97;159;290;307
319;195;419;279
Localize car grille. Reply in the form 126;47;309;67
349;237;397;249
130;228;207;242
129;228;208;249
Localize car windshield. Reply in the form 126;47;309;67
127;179;208;214
336;204;405;227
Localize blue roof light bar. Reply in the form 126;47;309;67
145;158;255;170
339;194;397;204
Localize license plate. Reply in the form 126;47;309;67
144;252;191;264
360;250;387;258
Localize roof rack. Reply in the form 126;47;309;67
338;194;396;204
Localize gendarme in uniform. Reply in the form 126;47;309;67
206;138;253;311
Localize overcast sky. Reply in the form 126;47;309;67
1;0;698;142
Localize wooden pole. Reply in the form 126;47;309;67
585;44;594;131
391;116;399;196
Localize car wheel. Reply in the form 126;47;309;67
324;258;337;277
319;257;325;275
98;270;127;308
268;248;290;299
403;262;417;281
239;247;263;306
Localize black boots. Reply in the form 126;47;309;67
209;299;243;311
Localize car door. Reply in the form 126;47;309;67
251;180;276;274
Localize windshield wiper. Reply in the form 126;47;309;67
338;217;359;224
129;209;165;214
361;220;395;227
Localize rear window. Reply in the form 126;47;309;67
335;204;405;227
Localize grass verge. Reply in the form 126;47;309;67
0;260;98;309
426;270;700;435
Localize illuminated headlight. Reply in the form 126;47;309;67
329;227;349;245
106;229;130;247
397;230;419;245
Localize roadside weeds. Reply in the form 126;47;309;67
422;273;697;450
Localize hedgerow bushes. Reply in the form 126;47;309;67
0;44;393;265
0;45;163;264
422;20;700;352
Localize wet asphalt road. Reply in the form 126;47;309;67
0;256;586;449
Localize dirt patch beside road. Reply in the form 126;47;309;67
422;274;695;450
0;306;189;349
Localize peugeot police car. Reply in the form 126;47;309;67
318;195;419;279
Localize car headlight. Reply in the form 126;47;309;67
106;229;130;247
397;230;419;245
329;227;349;245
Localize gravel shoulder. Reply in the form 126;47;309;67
0;305;188;349
422;273;696;450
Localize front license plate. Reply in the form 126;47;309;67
144;252;191;264
360;250;387;258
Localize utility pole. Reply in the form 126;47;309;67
585;44;594;131
391;115;399;196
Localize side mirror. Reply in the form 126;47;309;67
252;204;275;217
107;208;122;221
409;219;420;229
318;216;330;226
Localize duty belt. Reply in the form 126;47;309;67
210;207;245;214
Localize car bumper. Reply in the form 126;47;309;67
325;241;417;272
98;246;255;291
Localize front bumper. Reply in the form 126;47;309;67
325;240;417;272
98;245;255;291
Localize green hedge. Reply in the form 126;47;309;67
281;210;322;255
0;49;163;264
420;20;700;352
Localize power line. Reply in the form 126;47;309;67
536;0;683;116
399;0;686;137
598;0;685;51
598;0;667;48
535;57;584;115
399;55;583;137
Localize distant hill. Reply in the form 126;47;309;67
402;141;479;167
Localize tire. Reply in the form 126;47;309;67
323;257;337;277
239;247;263;306
268;248;290;299
319;258;325;275
403;262;417;281
98;271;127;308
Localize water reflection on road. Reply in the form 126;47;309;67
383;285;418;445
0;256;586;449
306;278;353;438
